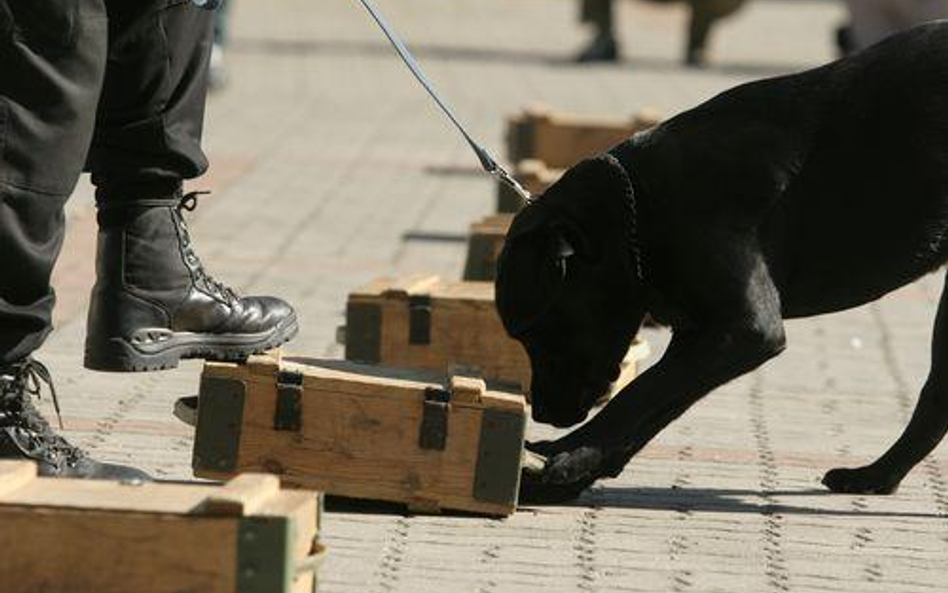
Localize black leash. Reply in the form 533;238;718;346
356;0;533;204
193;0;532;203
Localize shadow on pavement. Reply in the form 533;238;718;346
523;485;947;519
233;37;562;66
232;37;814;78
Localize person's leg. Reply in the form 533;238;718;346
84;0;297;372
88;0;212;202
209;0;231;88
685;0;745;67
0;0;148;480
0;0;105;364
576;0;618;62
214;0;230;46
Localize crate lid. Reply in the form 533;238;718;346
206;353;523;413
350;275;494;303
0;462;313;518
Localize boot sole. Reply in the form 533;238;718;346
84;314;300;373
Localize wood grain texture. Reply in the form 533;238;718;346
0;466;321;593
348;277;532;389
0;508;241;593
199;357;526;516
198;473;282;517
0;461;37;497
463;214;513;281
506;104;663;169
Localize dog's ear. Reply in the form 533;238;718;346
540;155;633;262
495;214;567;336
496;155;634;334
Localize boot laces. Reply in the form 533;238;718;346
176;191;240;305
0;359;86;465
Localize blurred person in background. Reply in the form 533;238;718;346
210;0;232;89
838;0;948;54
577;0;747;66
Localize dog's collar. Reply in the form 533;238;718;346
602;153;646;284
519;153;645;284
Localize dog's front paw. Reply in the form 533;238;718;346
822;466;900;495
518;447;603;505
545;447;604;484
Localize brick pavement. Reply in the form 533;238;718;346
39;0;947;591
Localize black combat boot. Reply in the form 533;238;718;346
576;33;619;63
85;191;298;372
0;359;151;480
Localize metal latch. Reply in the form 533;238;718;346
419;387;450;450
408;295;432;345
274;370;303;431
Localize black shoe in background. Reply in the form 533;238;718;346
0;359;151;480
85;191;299;372
576;34;619;63
685;45;708;68
836;24;854;56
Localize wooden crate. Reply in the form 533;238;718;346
463;213;513;281
0;462;324;593
193;353;527;516
496;159;562;213
343;275;531;389
506;104;662;169
342;275;650;395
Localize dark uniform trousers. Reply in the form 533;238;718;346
0;0;213;364
580;0;746;55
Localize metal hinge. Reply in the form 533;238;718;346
408;295;432;345
418;387;450;450
274;370;303;432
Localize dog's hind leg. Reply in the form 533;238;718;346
823;270;948;494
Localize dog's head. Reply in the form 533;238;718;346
496;155;647;428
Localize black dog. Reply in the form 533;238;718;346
496;22;948;502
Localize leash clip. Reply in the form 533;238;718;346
470;142;534;205
493;168;534;206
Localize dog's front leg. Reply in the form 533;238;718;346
523;257;787;503
522;328;784;502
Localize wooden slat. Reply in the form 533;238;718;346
245;379;505;514
2;478;222;514
198;362;526;516
349;273;438;299
0;469;320;593
0;509;240;593
449;374;486;404
0;461;37;498
380;274;442;297
470;214;514;235
349;278;532;389
256;489;321;590
196;473;281;517
247;350;282;376
506;105;662;169
476;390;526;413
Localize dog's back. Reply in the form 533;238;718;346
623;22;948;314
